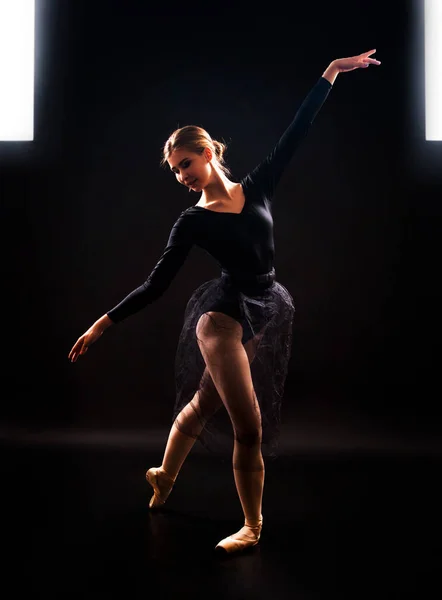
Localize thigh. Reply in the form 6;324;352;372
197;331;261;406
196;310;243;344
196;311;262;431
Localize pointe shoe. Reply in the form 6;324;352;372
215;516;263;554
145;466;175;509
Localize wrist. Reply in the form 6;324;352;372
96;314;113;332
322;61;339;85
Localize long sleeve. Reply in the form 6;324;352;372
106;210;194;323
244;76;333;201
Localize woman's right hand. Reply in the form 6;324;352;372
68;315;113;363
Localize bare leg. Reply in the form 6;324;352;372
196;311;265;552
147;332;261;508
163;369;221;479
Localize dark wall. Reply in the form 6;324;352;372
1;0;440;433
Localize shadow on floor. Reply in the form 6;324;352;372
1;428;441;599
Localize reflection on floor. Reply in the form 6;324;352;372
2;424;441;599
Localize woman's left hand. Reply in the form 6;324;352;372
333;49;381;73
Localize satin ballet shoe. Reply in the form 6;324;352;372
145;466;175;509
215;516;263;554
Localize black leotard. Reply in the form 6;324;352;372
107;76;332;324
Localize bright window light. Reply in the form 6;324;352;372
0;0;35;141
425;0;442;140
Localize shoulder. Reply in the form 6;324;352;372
175;207;196;220
170;207;202;235
176;207;201;221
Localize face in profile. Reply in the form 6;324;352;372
168;147;212;192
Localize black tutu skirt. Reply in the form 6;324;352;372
172;268;295;461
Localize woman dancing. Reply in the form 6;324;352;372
69;49;381;553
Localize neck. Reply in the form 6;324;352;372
200;171;236;204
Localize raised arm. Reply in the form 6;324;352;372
244;49;381;201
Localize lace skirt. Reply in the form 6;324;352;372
172;268;295;461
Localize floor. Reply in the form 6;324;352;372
2;419;441;599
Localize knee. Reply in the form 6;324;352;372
233;424;264;470
234;425;262;448
196;382;223;418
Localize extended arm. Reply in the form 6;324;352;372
245;49;381;200
106;218;193;323
68;211;194;362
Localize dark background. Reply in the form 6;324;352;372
1;0;440;439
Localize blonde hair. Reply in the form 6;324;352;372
161;125;231;177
